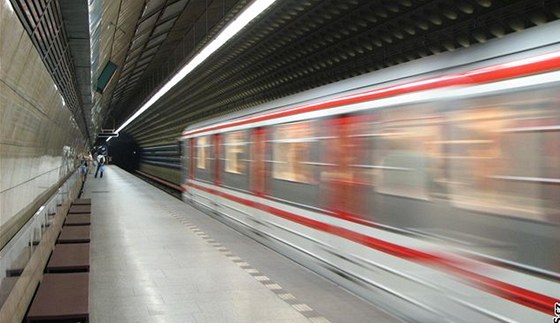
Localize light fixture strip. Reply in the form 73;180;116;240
107;0;278;142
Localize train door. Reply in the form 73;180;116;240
180;139;188;191
251;127;267;196
321;114;372;220
182;138;195;201
188;138;195;180
214;134;222;186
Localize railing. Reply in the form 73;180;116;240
0;170;82;322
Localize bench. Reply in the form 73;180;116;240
64;214;91;226
68;205;91;214
57;226;90;244
72;199;91;205
45;243;90;273
26;273;89;322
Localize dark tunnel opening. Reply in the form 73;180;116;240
106;132;140;172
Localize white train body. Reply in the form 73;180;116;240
181;22;560;322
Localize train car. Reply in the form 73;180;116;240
181;23;560;322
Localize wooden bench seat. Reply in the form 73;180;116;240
57;226;90;244
68;205;91;214
26;273;89;322
72;199;91;205
64;214;91;226
46;243;90;273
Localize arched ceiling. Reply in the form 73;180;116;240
10;0;560;146
120;0;560;147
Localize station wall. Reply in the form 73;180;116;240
0;2;87;243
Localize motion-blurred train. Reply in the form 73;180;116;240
181;23;560;322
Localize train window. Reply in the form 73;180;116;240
224;131;247;174
271;121;315;184
195;136;210;170
376;106;442;200
447;94;560;221
447;106;506;211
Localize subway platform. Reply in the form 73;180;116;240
83;165;399;323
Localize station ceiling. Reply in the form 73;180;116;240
10;0;560;146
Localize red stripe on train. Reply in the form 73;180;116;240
182;50;560;138
187;181;558;315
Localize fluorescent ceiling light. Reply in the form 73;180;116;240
107;0;278;142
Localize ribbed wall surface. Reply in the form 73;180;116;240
0;2;86;231
8;0;90;140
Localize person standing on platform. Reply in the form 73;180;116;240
95;154;106;178
79;155;88;182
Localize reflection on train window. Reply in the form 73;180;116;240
224;131;246;174
272;121;314;183
376;107;442;200
196;136;210;170
447;96;560;220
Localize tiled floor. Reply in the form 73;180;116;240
82;166;399;323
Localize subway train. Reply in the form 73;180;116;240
180;25;560;322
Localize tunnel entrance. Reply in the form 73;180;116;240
105;132;140;172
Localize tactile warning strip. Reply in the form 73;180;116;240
169;212;331;322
